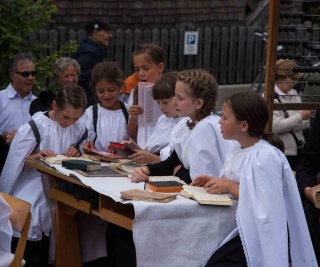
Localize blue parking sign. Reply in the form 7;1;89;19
184;31;199;55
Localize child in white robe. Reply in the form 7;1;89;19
0;194;13;258
125;72;181;164
192;91;317;267
127;44;165;148
0;83;88;266
130;69;233;184
81;61;130;151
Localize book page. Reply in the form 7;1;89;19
149;176;187;185
43;155;93;164
138;82;162;126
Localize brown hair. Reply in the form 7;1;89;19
133;43;164;104
55;83;87;112
225;91;284;152
177;69;218;129
90;61;124;102
152;71;178;100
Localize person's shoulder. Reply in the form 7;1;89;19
196;114;220;130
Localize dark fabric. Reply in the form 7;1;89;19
295;108;320;265
29;90;56;116
73;37;107;107
106;223;136;267
83;257;110;267
286;155;301;172
11;233;50;267
147;150;192;184
205;235;247;267
0;135;9;175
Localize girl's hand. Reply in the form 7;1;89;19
203;178;239;199
128;151;160;164
5;130;17;145
28;149;56;160
130;166;150;183
128;105;143;118
121;140;141;150
191;175;213;187
64;146;81;157
83;141;95;154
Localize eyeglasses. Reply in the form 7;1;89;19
15;71;37;77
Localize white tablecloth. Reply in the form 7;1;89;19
51;164;238;267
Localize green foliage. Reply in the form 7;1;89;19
0;0;78;93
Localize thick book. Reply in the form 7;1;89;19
61;159;101;171
120;189;177;203
84;147;125;163
74;166;127;177
145;176;187;193
112;162;143;174
180;185;233;206
108;142;136;159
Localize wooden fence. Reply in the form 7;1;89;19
31;24;319;84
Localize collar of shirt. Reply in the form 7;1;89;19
7;83;34;100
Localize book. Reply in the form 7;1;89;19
145;176;187;193
61;159;101;171
112;162;143;174
43;154;93;164
84;147;125;163
108;142;136;159
120;189;177;203
74;166;127;177
137;82;162;126
180;185;233;206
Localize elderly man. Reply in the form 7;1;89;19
0;52;37;145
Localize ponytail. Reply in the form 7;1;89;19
261;133;284;152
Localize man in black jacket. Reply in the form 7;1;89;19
296;109;320;265
74;19;116;107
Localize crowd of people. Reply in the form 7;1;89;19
0;18;319;267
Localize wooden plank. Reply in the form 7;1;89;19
273;103;320;110
178;28;185;70
219;27;229;84
212;27;221;78
236;26;246;83
49;29;58;55
203;27;212;72
124;29;133;77
115;29;124;74
194;27;203;69
169;28;178;71
245;26;255;82
160;28;169;69
228;26;237;83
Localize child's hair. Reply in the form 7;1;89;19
152;71;178;100
225;91;284;152
133;43;165;104
55;83;87;111
177;69;218;129
275;59;303;80
90;61;124;101
53;57;81;81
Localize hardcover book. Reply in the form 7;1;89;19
120;189;177;203
180;185;233;206
108;142;136;159
145;176;187;193
84;147;125;163
74;166;127;177
43;155;93;164
61;159;101;172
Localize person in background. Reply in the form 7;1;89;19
118;72;139;104
131;69;232;184
127;43;165;148
269;59;315;171
73;18;116;107
296;109;320;265
29;57;80;115
192;91;316;267
0;83;88;267
125;71;181;164
0;52;37;145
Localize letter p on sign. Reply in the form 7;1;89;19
184;31;199;55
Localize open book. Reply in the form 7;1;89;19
84;147;128;163
180;185;233;206
112;162;143;174
120;189;177;203
145;176;187;193
43;155;93;164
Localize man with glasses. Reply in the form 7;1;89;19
0;52;37;145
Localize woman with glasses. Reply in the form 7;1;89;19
265;59;315;170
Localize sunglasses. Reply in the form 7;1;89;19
15;71;37;77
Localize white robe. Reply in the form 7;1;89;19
219;140;317;267
80;104;129;150
0;195;13;254
144;114;181;154
180;115;233;180
0;111;87;240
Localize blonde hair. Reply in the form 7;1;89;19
275;59;303;80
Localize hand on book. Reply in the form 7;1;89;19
83;141;95;154
128;105;143;118
64;146;81;157
128;150;161;165
130;166;150;183
304;184;320;207
27;149;56;161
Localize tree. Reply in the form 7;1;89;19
0;0;77;92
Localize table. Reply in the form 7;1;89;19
25;159;238;267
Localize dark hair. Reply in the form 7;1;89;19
152;71;178;100
132;43;165;104
177;69;218;129
85;19;116;34
90;61;124;102
225;91;284;152
55;83;87;111
8;52;35;72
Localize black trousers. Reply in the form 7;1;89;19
205;235;247;267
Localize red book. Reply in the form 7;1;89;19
108;142;136;159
